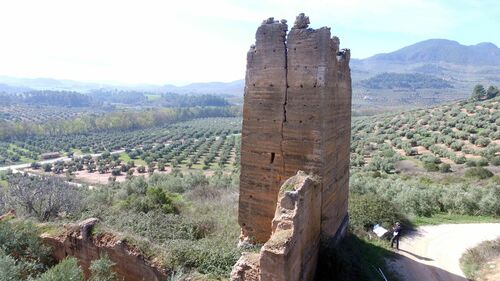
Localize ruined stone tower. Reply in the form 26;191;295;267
239;13;351;245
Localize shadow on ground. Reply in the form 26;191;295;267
316;232;467;281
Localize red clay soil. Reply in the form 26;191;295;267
42;226;169;281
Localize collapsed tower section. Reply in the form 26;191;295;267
239;14;352;245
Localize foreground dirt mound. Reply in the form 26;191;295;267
41;218;169;281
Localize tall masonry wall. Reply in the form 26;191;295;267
239;13;351;245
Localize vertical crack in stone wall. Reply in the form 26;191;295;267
239;17;289;243
239;13;351;246
280;23;288;191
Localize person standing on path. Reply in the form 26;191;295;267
391;222;402;250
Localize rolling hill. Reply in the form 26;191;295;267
351;95;500;176
1;39;499;110
362;39;500;66
351;39;500;110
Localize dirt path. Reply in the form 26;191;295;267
389;223;500;281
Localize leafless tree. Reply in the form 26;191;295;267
6;173;83;221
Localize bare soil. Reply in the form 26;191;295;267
388;224;500;281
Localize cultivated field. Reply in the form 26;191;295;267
351;96;500;177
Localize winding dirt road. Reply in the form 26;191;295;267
389;223;500;281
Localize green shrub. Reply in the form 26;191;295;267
475;137;491;147
491;156;500;166
37;257;84;281
478;185;500;216
349;193;404;230
439;163;451;173
0;251;23;281
144;187;179;214
464;167;494;179
0;220;52;273
454;156;467;164
476;158;489;167
395;187;441;217
165;237;241;277
450;141;464;151
423;162;439;172
466;160;477;167
89;255;118;281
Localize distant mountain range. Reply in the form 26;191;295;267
0;75;244;96
1;39;499;108
357;39;500;66
159;80;244;96
350;39;500;109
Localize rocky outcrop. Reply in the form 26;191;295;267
239;13;351;245
231;252;260;281
41;218;168;281
232;172;322;281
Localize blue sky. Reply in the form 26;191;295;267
0;0;498;85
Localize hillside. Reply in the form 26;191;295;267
352;39;500;110
0;75;244;97
351;96;500;176
359;72;453;90
364;39;500;66
1;39;499;110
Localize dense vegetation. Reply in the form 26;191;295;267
0;90;94;107
470;84;499;101
0;106;239;141
0;170;241;279
0;105;109;123
87;90;230;107
359;72;453;89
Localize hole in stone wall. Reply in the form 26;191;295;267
300;84;303;88
270;152;275;164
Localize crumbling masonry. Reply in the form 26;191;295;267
233;13;352;280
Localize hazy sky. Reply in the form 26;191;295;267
0;0;498;85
